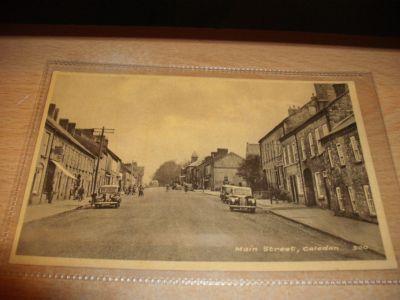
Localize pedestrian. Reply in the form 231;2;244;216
138;185;144;197
77;185;85;201
47;181;54;204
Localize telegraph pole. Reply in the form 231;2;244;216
92;126;114;195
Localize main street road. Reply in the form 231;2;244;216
17;187;383;262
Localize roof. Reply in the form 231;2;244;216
258;119;286;143
73;133;106;157
107;148;122;162
246;143;260;156
213;151;244;163
321;114;356;140
280;90;349;141
46;117;95;158
187;159;203;168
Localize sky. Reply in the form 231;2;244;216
50;72;315;183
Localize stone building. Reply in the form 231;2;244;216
30;104;96;205
280;85;353;207
320;114;377;223
257;83;375;222
259;121;285;191
74;128;109;192
203;148;247;191
182;152;200;186
124;162;144;186
106;148;122;186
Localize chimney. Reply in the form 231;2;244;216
76;128;95;139
67;122;76;136
53;108;59;122
48;103;56;119
288;105;299;116
59;118;69;130
216;148;228;157
314;84;338;101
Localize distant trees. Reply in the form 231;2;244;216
152;160;182;186
237;155;265;190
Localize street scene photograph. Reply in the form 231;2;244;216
12;71;392;269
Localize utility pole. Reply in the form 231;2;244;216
92;126;114;195
131;160;134;187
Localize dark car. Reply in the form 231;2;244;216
227;186;256;213
93;185;121;208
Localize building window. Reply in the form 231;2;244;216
336;143;346;166
308;132;315;157
328;148;334;168
314;172;324;199
41;131;51;157
32;164;44;195
289;144;294;164
283;146;288;166
350;136;363;162
363;185;376;216
322;124;329;136
300;137;306;161
335;187;345;211
315;128;323;154
348;186;358;213
292;142;298;162
296;175;303;195
286;145;292;165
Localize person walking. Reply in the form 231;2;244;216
77;185;85;201
47;180;54;204
138;185;144;197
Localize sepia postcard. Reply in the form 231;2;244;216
7;65;397;271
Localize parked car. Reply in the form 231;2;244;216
220;184;235;203
173;184;183;190
183;183;194;191
226;186;256;213
93;185;121;208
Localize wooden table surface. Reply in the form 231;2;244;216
0;26;399;299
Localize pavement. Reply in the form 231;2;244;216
269;208;385;255
17;187;383;261
23;198;91;223
197;190;384;255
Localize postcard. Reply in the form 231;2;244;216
8;65;397;271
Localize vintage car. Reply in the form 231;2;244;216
227;186;256;213
220;184;236;203
172;184;183;190
183;183;194;191
93;185;121;208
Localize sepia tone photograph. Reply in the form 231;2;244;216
10;70;396;271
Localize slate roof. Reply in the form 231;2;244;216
321;114;356;140
46;117;95;158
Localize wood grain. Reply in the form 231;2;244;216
0;26;399;299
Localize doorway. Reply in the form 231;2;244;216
289;175;299;203
303;168;316;206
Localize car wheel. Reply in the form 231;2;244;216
229;207;234;211
251;208;256;213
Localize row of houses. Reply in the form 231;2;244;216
29;103;144;205
258;83;377;223
181;148;247;191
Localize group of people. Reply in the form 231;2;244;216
125;184;145;197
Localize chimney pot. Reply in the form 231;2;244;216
59;118;69;130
